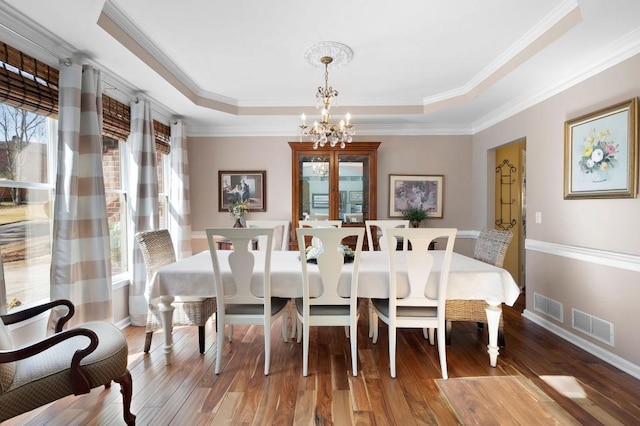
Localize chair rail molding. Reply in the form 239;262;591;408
525;239;640;273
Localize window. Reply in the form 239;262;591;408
103;136;128;276
0;103;55;309
0;42;171;311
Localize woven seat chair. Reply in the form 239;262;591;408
135;229;216;354
445;227;513;347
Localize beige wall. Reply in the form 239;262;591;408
187;134;475;244
472;53;640;370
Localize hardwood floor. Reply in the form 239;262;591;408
4;294;640;425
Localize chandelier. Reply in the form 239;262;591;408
298;54;355;149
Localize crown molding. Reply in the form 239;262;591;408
472;26;640;133
0;2;73;67
421;0;580;106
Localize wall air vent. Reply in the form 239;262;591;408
572;308;614;346
533;293;563;322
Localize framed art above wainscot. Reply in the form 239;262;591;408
389;174;443;218
564;98;638;199
219;170;266;211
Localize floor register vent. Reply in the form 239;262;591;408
533;293;563;322
572;308;615;346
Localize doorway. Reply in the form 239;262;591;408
494;139;526;288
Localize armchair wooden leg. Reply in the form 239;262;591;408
144;331;153;353
198;326;205;354
114;369;136;426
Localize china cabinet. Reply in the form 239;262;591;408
289;141;380;249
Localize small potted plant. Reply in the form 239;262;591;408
402;206;429;228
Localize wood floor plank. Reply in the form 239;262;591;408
332;389;354;425
357;348;381;380
210;391;242;424
314;371;334;424
365;377;398;425
271;372;299;425
331;352;351;391
347;374;372;412
293;389;316;426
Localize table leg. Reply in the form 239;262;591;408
485;303;502;367
158;295;175;365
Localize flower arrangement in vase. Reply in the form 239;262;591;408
228;200;250;227
401;206;429;228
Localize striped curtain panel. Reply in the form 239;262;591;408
0;251;6;315
128;99;159;326
169;120;192;259
50;62;113;327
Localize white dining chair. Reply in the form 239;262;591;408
365;219;409;252
206;227;289;375
245;220;290;251
245;219;297;339
295;226;365;376
371;227;457;379
364;220;410;339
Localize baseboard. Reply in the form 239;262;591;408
522;308;640;380
115;317;131;330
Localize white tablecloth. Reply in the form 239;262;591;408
149;250;520;306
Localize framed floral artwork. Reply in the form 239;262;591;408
389;174;443;218
564;98;638;199
218;170;266;211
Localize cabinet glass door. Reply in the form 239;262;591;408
338;154;368;224
300;155;330;220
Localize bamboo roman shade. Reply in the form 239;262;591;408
102;94;130;141
0;42;59;116
0;41;170;153
153;120;171;155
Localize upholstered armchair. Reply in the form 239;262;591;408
0;299;135;425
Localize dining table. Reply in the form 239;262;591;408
149;249;520;367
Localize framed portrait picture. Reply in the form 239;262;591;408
218;170;266;211
389;174;443;218
564;98;638;199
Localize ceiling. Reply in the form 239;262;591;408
1;0;640;137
